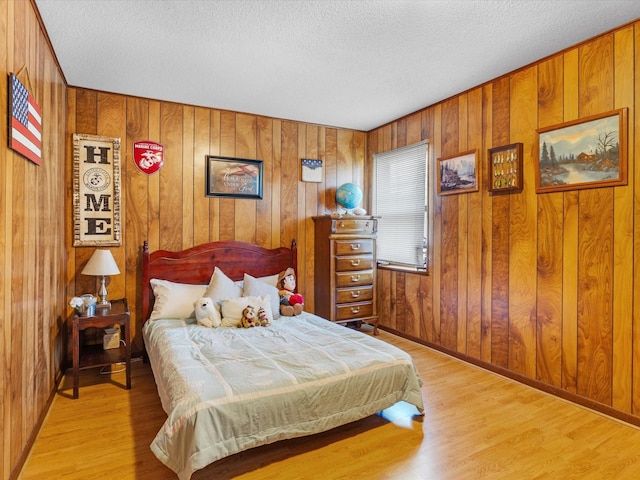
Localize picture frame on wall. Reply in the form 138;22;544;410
488;142;523;193
72;133;122;247
301;158;323;183
535;108;628;194
436;149;479;196
205;156;263;199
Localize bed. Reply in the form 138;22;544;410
141;239;424;479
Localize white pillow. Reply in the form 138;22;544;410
204;267;243;311
220;295;273;327
243;273;280;319
235;274;276;289
149;279;207;321
257;273;279;287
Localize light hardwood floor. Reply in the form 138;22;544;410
19;326;640;479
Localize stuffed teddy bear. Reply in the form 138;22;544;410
241;305;258;328
277;267;304;316
194;297;221;328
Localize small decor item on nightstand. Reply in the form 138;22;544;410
80;294;96;316
103;327;121;349
70;294;96;316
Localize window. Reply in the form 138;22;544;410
372;141;428;271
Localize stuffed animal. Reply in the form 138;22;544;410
194;297;221;328
257;306;270;326
241;305;258;328
277;267;304;316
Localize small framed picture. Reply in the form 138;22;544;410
301;158;323;182
488;143;523;193
205;156;263;199
436;149;479;196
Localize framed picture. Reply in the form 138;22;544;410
73;133;122;247
205;156;263;199
488;142;523;193
535;108;628;193
301;158;323;182
437;149;479;195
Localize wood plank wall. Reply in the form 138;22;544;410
2;2;639;479
370;20;640;421
1;1;68;479
66;89;367;355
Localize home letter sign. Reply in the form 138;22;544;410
73;133;122;247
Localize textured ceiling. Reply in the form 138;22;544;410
35;0;640;131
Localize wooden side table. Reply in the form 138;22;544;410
72;298;131;399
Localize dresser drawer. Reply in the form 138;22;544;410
335;270;373;288
335;255;374;272
336;285;373;304
334;239;373;256
332;218;377;234
336;301;374;321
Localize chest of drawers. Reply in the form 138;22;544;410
313;215;379;335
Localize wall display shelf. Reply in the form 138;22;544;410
488;142;523;193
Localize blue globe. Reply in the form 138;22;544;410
336;183;363;210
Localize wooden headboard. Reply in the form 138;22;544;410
141;239;297;323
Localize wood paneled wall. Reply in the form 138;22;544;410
66;89;367;353
370;20;640;421
1;1;68;479
3;2;639;479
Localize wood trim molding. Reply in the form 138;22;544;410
382;326;640;429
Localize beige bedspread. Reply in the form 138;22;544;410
143;312;424;479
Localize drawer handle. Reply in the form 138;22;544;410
350;306;361;314
351;290;361;298
350;243;361;251
350;259;361;266
350;275;360;282
339;221;345;228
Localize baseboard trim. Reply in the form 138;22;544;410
381;326;640;429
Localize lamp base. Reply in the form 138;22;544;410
97;275;111;307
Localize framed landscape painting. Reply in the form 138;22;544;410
535;108;628;193
437;149;479;195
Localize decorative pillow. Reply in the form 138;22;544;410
234;274;276;289
220;295;273;327
243;273;280;319
257;273;279;287
204;267;243;311
149;279;207;321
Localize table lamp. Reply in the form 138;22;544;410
81;249;120;306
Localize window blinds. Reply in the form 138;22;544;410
372;141;428;269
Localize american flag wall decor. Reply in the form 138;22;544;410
301;158;323;182
9;72;42;165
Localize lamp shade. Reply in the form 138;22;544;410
81;249;120;276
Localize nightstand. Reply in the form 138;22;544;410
72;297;131;399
